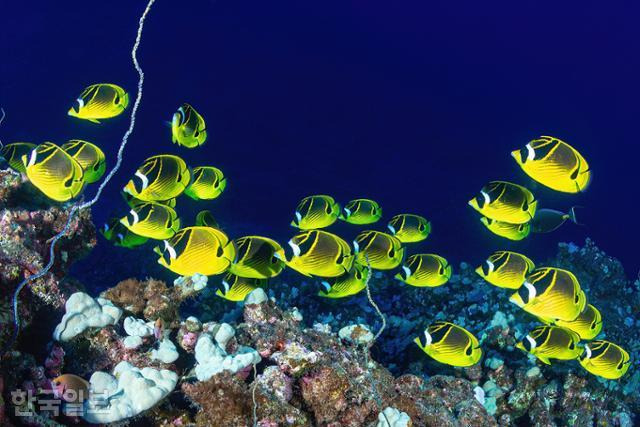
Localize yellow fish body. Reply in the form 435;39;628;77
395;254;451;287
123;154;190;202
476;251;535;289
195;210;219;228
100;217;148;249
318;262;370;298
68;83;129;123
184;166;226;200
541;304;603;341
216;274;267;302
510;267;587;321
155;226;235;276
579;340;630;379
516;325;583;365
480;217;531;241
23;142;85;202
120;202;180;240
229;236;286;279
171;103;207;148
291;195;340;230
469;181;537;224
353;230;404;270
1;142;36;174
283;230;354;277
387;214;431;243
512;136;591;193
339;198;382;225
61;139;106;184
414;321;482;367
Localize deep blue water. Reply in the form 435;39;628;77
2;1;639;281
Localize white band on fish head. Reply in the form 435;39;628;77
486;260;495;274
221;279;230;293
129;209;139;225
352;240;360;253
295;211;302;223
583;344;592;359
288;240;301;257
526;143;535;161
526;335;537;351
27;149;37;168
402;265;412;279
76;98;85;110
163;240;177;260
116;233;124;242
135;171;149;190
321;281;331;292
343;207;351;217
387;224;396;234
481;191;491;206
524;281;536;303
424;330;433;346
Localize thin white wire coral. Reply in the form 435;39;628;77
4;0;157;355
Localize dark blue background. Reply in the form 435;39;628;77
2;1;638;283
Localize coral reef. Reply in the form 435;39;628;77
0;171;638;425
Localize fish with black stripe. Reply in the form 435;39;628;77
184;166;226;200
509;267;587;321
291;195;340;230
339;198;382;225
67;83;129;123
476;251;535;289
516;325;582;365
318;262;370;298
61;139;106;184
120;202;181;240
123;154;190;202
353;230;404;270
469;181;537;224
22;142;85;201
171;103;207;148
512;136;591;193
154;226;235;276
229;236;286;279
414;321;482;367
579;340;630;379
280;230;354;277
395;254;451;287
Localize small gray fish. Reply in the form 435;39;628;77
531;207;580;233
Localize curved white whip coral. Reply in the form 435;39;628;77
4;0;157;355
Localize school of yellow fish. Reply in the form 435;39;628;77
0;83;629;379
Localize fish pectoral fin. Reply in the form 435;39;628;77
537;356;551;365
88;118;101;124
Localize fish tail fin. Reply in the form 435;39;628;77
568;206;584;225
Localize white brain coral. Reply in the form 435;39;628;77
83;361;178;424
53;292;122;342
194;323;261;381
